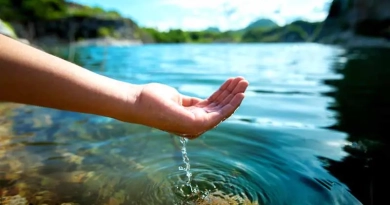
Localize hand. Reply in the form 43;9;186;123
130;77;249;139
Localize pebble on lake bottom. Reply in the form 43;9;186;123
195;191;258;205
0;195;28;205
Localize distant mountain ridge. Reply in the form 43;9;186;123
204;27;220;32
245;18;278;30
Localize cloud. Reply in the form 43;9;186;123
153;0;330;31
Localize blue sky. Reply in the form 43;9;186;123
70;0;332;31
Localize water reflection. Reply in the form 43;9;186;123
322;48;390;205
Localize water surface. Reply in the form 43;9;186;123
2;43;388;205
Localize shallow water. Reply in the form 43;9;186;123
2;43;389;205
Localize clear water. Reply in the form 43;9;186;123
2;43;389;205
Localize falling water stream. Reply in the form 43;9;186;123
178;137;192;184
178;137;199;195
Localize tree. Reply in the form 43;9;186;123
0;0;66;22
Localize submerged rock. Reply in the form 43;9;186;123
0;195;28;205
195;191;258;205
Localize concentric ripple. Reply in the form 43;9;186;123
127;148;262;204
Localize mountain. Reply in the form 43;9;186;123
245;18;278;30
204;27;220;32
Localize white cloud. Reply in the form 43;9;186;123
160;0;229;9
154;0;331;31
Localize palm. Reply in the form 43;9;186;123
138;77;248;138
179;77;248;137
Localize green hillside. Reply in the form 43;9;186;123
245;18;278;30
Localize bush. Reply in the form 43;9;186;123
67;6;121;19
97;27;113;37
0;0;121;22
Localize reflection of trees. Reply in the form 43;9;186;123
322;48;390;205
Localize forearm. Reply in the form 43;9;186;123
0;34;139;120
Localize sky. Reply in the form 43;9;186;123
70;0;333;31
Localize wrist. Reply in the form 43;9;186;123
111;82;144;123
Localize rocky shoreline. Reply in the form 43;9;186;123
73;37;142;47
1;20;143;47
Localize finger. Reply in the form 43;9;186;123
207;77;234;102
203;78;248;112
181;95;203;107
216;80;249;107
208;93;245;125
215;77;245;104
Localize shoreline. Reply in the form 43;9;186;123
73;37;143;47
3;31;390;49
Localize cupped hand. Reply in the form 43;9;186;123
131;77;249;139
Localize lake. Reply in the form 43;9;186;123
1;43;389;205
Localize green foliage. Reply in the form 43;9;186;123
241;27;273;42
141;18;320;44
286;24;309;40
23;0;67;20
0;0;14;20
96;26;120;38
141;28;188;43
242;20;322;42
0;0;121;22
141;28;241;43
165;29;190;43
259;34;282;42
97;27;112;37
67;6;121;19
0;0;67;21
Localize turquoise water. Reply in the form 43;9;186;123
3;43;388;204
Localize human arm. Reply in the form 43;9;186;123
0;34;248;138
0;34;134;121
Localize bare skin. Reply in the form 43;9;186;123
0;34;249;139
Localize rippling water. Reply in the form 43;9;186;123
2;43;390;205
